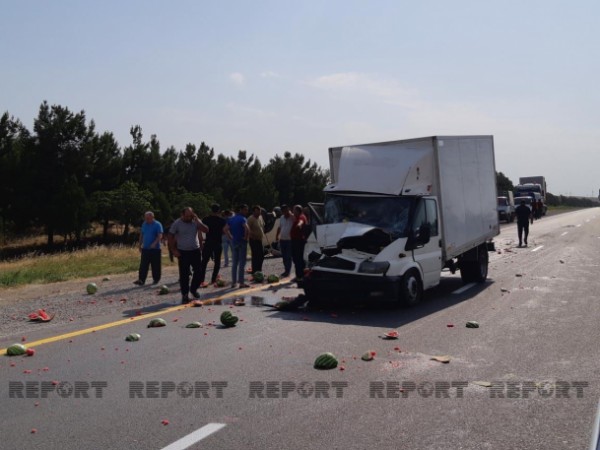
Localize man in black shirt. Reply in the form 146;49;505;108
199;203;227;287
515;200;532;247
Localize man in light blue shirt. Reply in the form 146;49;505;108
134;211;163;286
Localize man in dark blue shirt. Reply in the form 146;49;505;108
515;201;532;247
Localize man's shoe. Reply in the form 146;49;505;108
200;282;209;288
231;283;237;289
181;296;190;304
240;283;250;288
191;291;201;299
152;280;160;285
133;280;145;286
280;272;290;278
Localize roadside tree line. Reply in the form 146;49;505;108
0;101;329;246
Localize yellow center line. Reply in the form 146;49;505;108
1;282;284;354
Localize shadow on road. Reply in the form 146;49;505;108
256;277;495;330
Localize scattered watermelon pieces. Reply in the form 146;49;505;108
361;351;376;361
382;330;399;339
28;310;54;322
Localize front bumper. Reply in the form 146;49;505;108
302;269;401;301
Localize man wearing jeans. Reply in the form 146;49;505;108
134;211;163;286
225;204;249;288
275;204;294;278
168;207;209;303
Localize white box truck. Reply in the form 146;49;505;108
515;176;547;215
303;135;499;306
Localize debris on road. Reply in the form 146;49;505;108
430;355;451;364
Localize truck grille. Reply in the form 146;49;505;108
315;256;356;271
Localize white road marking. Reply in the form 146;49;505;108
452;283;476;294
560;232;568;237
531;246;544;252
161;423;226;450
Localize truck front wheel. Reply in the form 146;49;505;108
399;269;423;307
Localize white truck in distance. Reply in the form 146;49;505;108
515;176;547;215
303;136;499;306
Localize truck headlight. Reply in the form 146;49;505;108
358;261;390;274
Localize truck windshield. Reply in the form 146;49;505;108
323;194;412;238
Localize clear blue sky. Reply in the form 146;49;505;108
2;0;599;196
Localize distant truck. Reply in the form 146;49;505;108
515;176;547;215
497;191;515;223
302;135;499;306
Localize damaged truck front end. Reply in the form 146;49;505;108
303;194;432;306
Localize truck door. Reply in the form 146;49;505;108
304;203;323;263
410;198;442;289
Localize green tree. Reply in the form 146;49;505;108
110;181;153;239
265;152;329;206
31;101;95;245
53;176;95;242
0;112;31;242
496;171;514;195
170;191;215;219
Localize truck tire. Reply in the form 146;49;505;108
399;269;423;307
460;245;489;283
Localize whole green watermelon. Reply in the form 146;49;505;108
220;311;239;327
253;272;265;282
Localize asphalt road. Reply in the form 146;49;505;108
1;209;599;450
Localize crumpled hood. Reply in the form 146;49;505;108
316;222;392;255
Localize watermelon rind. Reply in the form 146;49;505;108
7;344;28;356
147;318;167;328
314;352;338;369
220;311;239;327
253;271;265;282
86;283;98;295
125;333;141;341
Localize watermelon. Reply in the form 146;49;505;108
361;351;376;361
220;311;239;327
125;333;141;341
215;279;226;287
86;283;98;295
274;301;292;310
466;321;480;328
314;352;338;370
6;344;27;356
147;318;167;328
267;274;279;283
28;309;53;322
159;285;169;295
185;322;203;328
253;271;264;282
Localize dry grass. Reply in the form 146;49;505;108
0;245;175;288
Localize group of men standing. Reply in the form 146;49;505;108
134;203;310;304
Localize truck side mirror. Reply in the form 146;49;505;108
405;224;431;250
417;224;431;245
